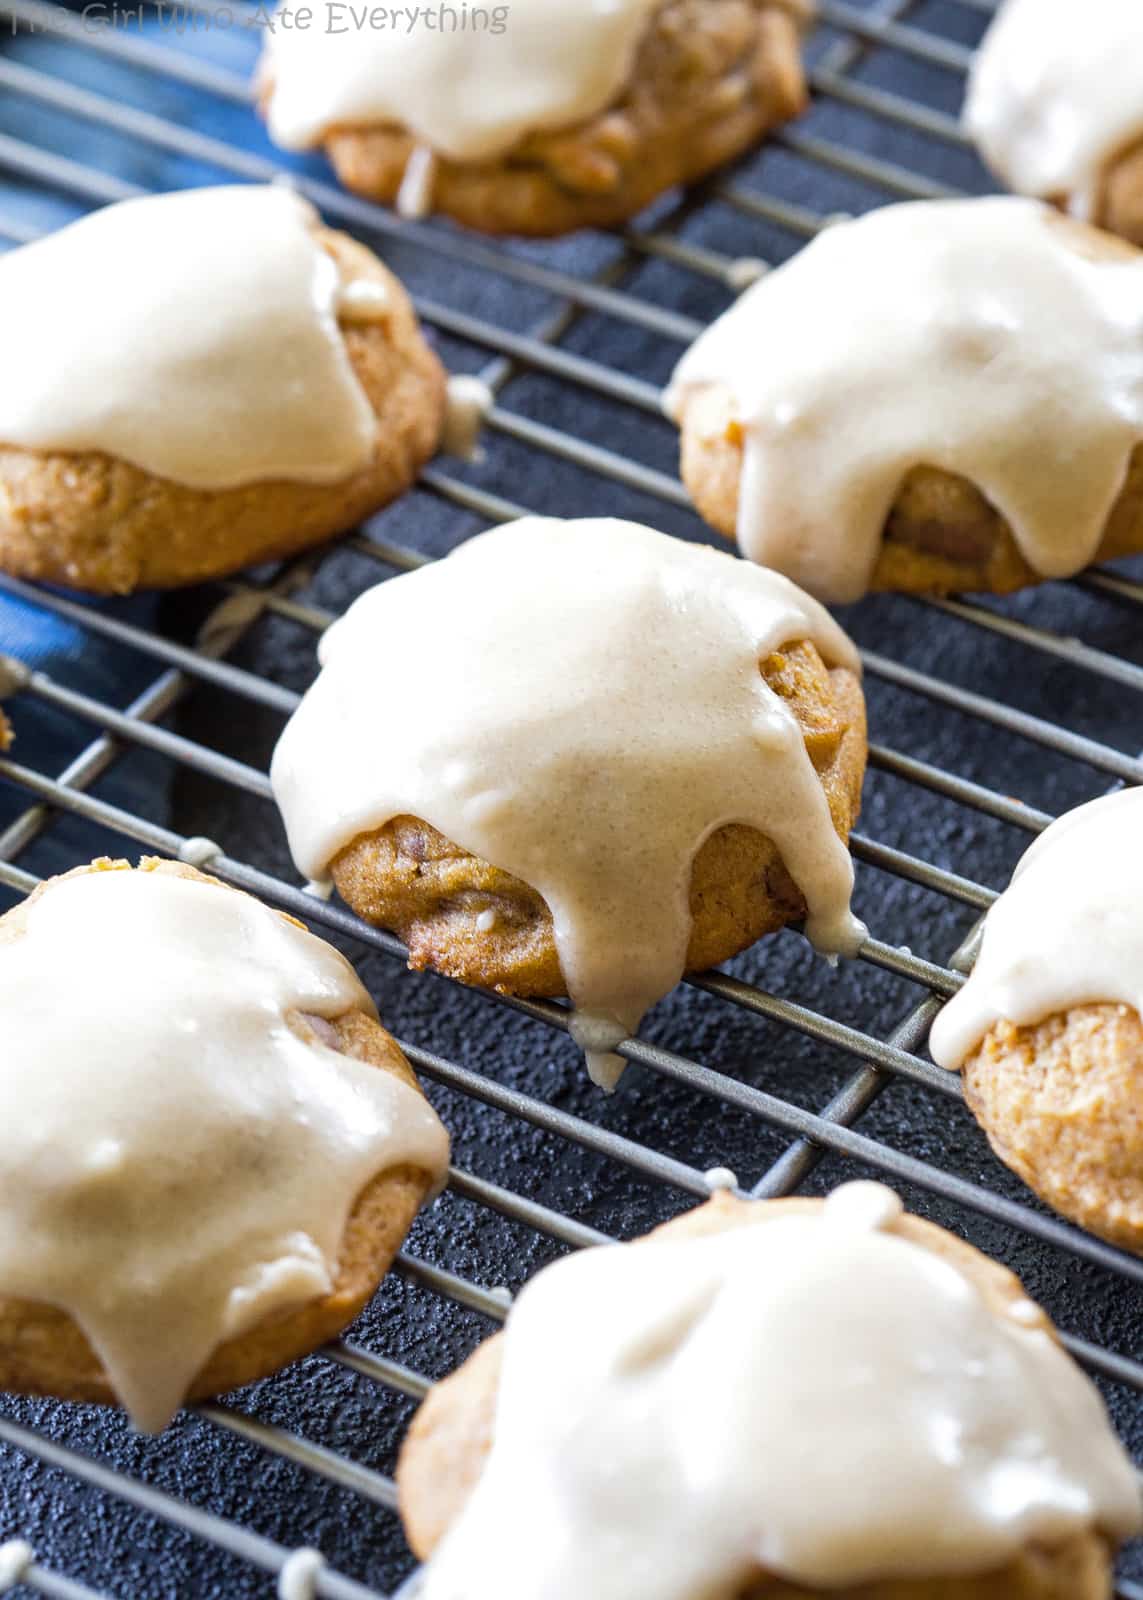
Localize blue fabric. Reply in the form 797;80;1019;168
0;586;172;885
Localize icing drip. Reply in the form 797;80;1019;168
270;517;864;1088
931;787;1143;1069
566;1010;629;1094
179;835;223;868
0;867;449;1431
0;1543;33;1594
397;144;441;222
279;1548;326;1600
442;375;493;461
418;1182;1141;1598
0;186;376;491
965;0;1143;221
397;145;438;220
663;197;1143;603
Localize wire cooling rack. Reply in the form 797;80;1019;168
1;1;1143;1595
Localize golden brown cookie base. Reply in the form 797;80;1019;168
676;380;1143;598
330;640;866;995
0;230;446;594
396;1193;1113;1597
1048;139;1143;249
963;1002;1143;1257
289;0;807;236
1099;139;1143;248
0;856;438;1416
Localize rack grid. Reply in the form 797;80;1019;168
1;0;1143;1595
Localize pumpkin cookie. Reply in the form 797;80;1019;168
932;788;1143;1255
965;0;1143;247
0;185;445;594
0;856;450;1431
664;198;1143;602
259;0;813;236
397;1183;1139;1598
271;516;867;1087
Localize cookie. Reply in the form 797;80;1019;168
271;517;867;1087
0;856;450;1430
931;788;1143;1254
958;1007;1143;1259
0;186;446;594
329;640;865;990
965;0;1143;247
397;1185;1138;1597
259;0;811;236
664;198;1143;602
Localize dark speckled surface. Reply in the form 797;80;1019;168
1;1;1142;1595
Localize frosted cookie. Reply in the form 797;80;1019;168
0;185;446;593
271;516;866;1089
397;1182;1141;1598
932;788;1143;1256
664;197;1143;602
965;0;1143;247
258;0;813;236
0;857;450;1431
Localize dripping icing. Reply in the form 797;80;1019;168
270;517;865;1088
663;197;1143;603
397;146;438;220
0;866;449;1430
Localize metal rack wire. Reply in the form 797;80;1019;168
1;0;1143;1594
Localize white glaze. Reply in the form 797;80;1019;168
396;145;438;220
931;788;1143;1069
419;1181;1141;1597
663;197;1143;603
965;0;1143;220
0;868;449;1431
0;186;377;490
279;1548;326;1600
270;517;864;1088
264;0;663;162
442;375;493;461
179;835;223;868
263;0;811;169
0;1543;33;1595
